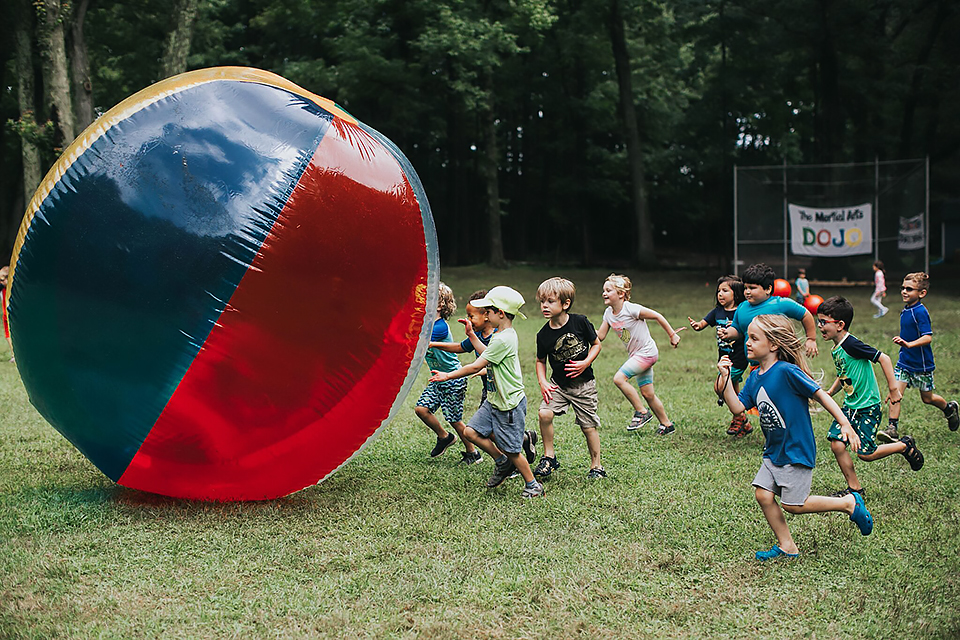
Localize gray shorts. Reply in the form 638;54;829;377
752;458;813;506
468;396;527;454
539;377;601;429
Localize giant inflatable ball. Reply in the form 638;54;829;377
5;67;438;500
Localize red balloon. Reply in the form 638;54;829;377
804;294;824;315
773;278;792;298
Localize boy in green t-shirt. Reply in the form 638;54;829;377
429;286;543;499
817;297;923;499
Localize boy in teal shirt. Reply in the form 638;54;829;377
817;297;923;499
429;286;543;498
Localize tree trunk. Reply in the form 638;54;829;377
15;0;41;201
41;0;76;148
70;0;94;131
609;0;654;265
161;0;199;78
816;0;843;163
481;73;507;269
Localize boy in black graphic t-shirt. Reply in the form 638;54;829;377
533;277;605;479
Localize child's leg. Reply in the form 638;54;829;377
437;378;474;451
920;389;947;411
858;442;906;461
830;439;863;491
582;426;602;469
414;405;449;439
755;487;798;555
888;380;908;421
464;426;503;459
640;383;671;426
782;493;855;516
538;409;557;459
613;371;646;412
506;452;535;482
448;420;477;453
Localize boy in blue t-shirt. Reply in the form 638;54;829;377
794;268;809;304
817;297;922;501
415;283;474;460
880;272;959;441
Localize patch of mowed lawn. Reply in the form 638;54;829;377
1;266;959;638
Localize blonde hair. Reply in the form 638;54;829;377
904;272;930;291
537;277;576;308
750;314;812;378
605;273;632;301
437;282;457;320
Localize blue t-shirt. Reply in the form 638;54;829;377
425;319;461;373
731;296;807;364
897;301;934;373
794;277;809;303
460;329;496;355
738;360;820;468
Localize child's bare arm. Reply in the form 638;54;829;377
877;353;903;404
430;356;486;383
536;358;558;402
688;317;708;331
640;308;683;348
719;325;739;341
825;377;841;396
893;334;932;349
429;341;467;353
717;356;745;413
800;310;819;357
812;388;861;452
564;338;601;378
597;319;610;341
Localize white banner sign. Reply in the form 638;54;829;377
789;203;873;257
898;214;925;250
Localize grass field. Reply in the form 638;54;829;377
2;266;959;638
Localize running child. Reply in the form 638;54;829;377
717;314;873;561
414;282;473;459
688;275;749;436
429;286;543;498
817;296;922;500
794;268;810;305
879;272;959;441
533;277;604;479
597;274;682;436
429;289;497;464
870;261;889;318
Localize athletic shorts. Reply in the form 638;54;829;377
619;354;658;387
469;396;527;454
416;377;468;423
895;366;935;392
828;402;881;455
752;458;813;506
539;377;601;429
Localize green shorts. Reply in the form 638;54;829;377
895;366;935;392
828;402;881;455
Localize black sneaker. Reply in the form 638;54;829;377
430;432;456;457
533;455;560;478
945;401;959;432
486;458;517;488
522;430;538;464
877;424;900;444
655;423;676;436
830;486;866;499
458;450;482;465
587;467;607;479
900;435;924;471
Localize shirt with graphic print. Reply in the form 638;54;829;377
738;360;820;468
425;319;461;373
897;301;935;373
481;327;524;412
461;329;497;393
536;313;598;388
703;307;747;371
831;333;882;410
602;301;657;359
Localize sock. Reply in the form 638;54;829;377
889;418;899;429
525;480;539;488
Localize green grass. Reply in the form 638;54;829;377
2;266;959;638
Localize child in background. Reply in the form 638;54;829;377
879;272;959;441
717;315;873;561
794;268;810;305
598;274;682;436
533;278;604;479
0;266;11;361
688;275;750;436
871;261;889;318
415;283;473;459
429;286;543;498
429;289;496;463
817;297;921;501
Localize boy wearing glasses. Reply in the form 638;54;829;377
817;297;922;500
879;272;960;442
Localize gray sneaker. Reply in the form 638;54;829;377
458;450;482;465
521;481;544;498
877;425;900;443
627;410;654;431
486;459;517;488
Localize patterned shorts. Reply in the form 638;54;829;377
619;354;658;387
895;366;935;392
416;377;468;423
828;402;881;455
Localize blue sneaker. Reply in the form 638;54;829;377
850;491;873;536
755;545;798;561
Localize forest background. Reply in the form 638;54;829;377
1;0;958;269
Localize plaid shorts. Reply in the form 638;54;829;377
416;377;468;423
828;402;881;455
895;366;935;392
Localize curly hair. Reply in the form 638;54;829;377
437;282;457;320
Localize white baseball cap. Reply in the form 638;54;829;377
471;286;526;319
